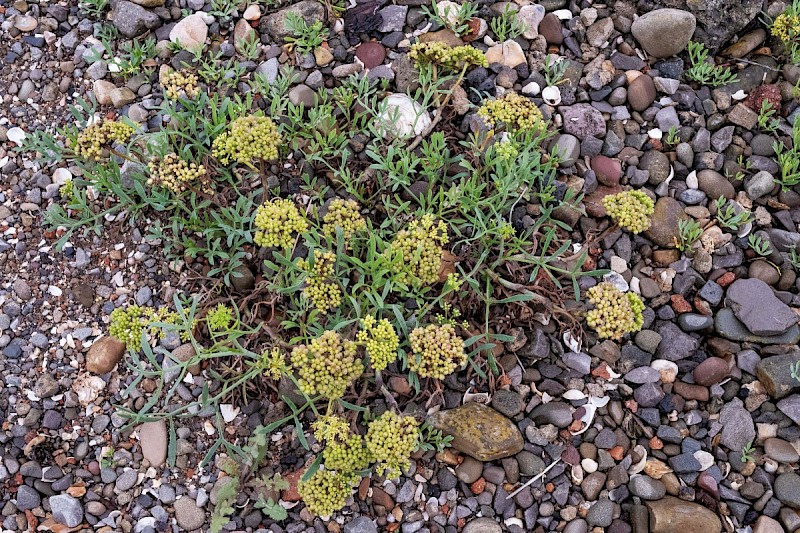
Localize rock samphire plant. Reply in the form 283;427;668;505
602;189;655;234
585;282;645;340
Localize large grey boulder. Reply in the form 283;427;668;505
637;0;761;50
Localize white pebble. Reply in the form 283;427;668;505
685;170;698;189
581;458;598;473
522;81;541;96
693;450;715;471
7;127;26;145
610;255;628;273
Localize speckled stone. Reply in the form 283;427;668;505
429;402;524;461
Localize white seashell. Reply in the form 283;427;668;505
7;127;26;145
522;81;541;96
504;518;524;528
542;85;561;106
220;404;240;422
72;373;106;405
53;168;72;185
731;90;747;101
243;4;261;20
563;331;581;353
553;9;573;19
604;271;629;292
647;128;663;140
628;446;648;474
737;221;752;238
563;389;587;400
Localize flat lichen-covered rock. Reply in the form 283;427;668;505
429;402;524;461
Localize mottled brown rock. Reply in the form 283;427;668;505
628;75;656;112
644;197;688;248
429;402;524;461
86;336;126;374
645;496;722;533
756;354;800;399
584;184;624;218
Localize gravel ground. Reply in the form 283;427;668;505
2;0;800;532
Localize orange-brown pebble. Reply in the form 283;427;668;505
609;446;625;461
470;478;486;495
650;436;664;450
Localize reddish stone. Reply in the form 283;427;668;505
562;446;580;465
358;476;370;500
716;272;736;287
538;13;563;44
743;84;782;114
673;381;710;402
628;74;657;112
355;41;386;69
470;477;486;495
584;184;624;217
693;297;713;315
461;18;483;42
649;436;664;450
697;471;720;499
281;469;303;502
591;155;622;186
592;361;613;380
670;294;692;314
371;486;394;509
693;357;730;386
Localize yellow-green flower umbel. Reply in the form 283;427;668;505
322;198;366;244
290;330;364;399
74;120;135;161
388;214;448;286
408;323;466;379
365;411;419;478
254;198;308;249
408;41;488;71
323;434;371;473
298;469;356;516
298;250;342;313
212;115;281;167
478;92;545;131
601;190;654;234
586;282;645;341
356;316;399;371
147;153;209;194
